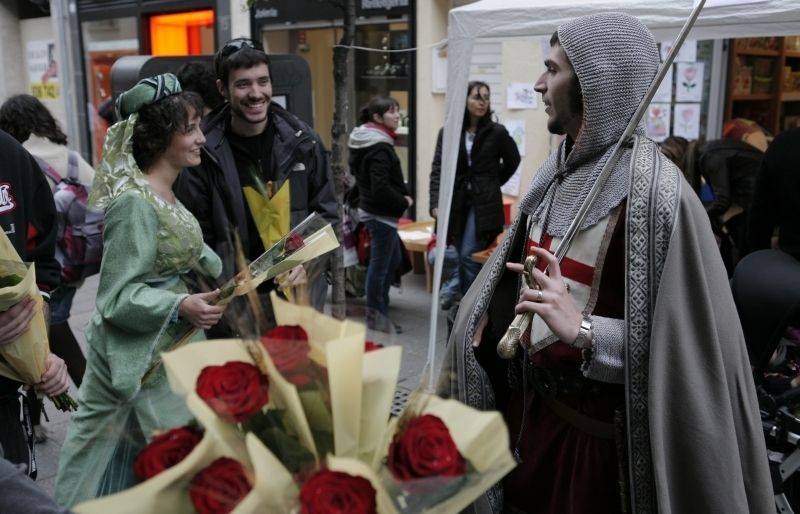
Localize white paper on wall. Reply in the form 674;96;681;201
500;164;522;197
660;39;697;63
502;119;526;157
675;62;704;102
506;82;537;109
645;103;672;143
652;65;674;103
673;103;701;140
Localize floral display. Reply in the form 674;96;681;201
73;294;515;514
196;361;270;424
299;469;377;514
133;425;203;481
387;414;466;480
189;457;252;514
260;325;312;386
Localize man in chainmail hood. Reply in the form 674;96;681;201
440;13;772;514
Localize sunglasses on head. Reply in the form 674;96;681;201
218;38;264;60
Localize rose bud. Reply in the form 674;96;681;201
260;325;312;386
133;425;203;482
189;457;252;514
299;469;377;514
196;361;269;424
388;414;466;480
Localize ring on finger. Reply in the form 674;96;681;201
536;289;543;302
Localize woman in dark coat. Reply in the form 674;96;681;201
429;81;520;308
349;95;413;331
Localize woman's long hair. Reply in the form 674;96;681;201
462;81;493;132
0;94;68;145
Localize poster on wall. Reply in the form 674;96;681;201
673;103;701;140
27;40;59;100
645;103;671;142
675;62;704;102
507;82;537;110
503;119;526;157
500;164;522;197
652;65;674;103
660;39;697;63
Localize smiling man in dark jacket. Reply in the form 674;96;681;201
175;39;338;334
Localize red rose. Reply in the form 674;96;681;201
299;469;377;514
260;325;312;386
196;361;269;423
285;232;305;253
189;457;252;514
364;341;384;352
387;414;466;480
133;425;203;481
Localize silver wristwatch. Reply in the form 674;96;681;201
570;314;593;349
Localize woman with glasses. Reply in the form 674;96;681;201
54;74;226;506
349;95;412;332
429;81;521;310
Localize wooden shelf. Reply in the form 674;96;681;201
732;94;773;101
726;36;800;135
735;48;781;56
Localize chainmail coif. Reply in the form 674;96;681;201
519;13;660;235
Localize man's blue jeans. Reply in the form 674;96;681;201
364;219;402;316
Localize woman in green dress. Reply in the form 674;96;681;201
55;74;226;506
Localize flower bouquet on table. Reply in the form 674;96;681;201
0;230;76;411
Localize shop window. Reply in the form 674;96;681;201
149;10;215;56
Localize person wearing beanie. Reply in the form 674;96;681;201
440;13;772;514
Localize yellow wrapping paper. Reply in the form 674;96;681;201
231;433;299;514
271;293;365;458
72;395;249;514
243;180;290;251
162;338;319;459
375;394;517;513
359;346;402;464
0;230;48;384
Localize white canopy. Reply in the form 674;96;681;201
425;0;800;386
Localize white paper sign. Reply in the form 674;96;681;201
506;82;537;110
27;40;59;100
500;164;522;197
652;65;674;103
660;39;697;63
673;103;701;140
645;103;671;143
675;62;704;102
503;119;526;157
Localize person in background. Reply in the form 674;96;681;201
0;128;69;478
429;81;520;310
0;445;73;514
748;127;800;260
440;14;771;513
0;94;94;443
661;135;762;273
174;38;339;335
349;95;412;332
55;74;225;506
176;61;225;116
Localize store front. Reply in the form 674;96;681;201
251;0;416;210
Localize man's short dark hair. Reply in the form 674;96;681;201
176;61;225;112
133;91;204;171
214;39;272;86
